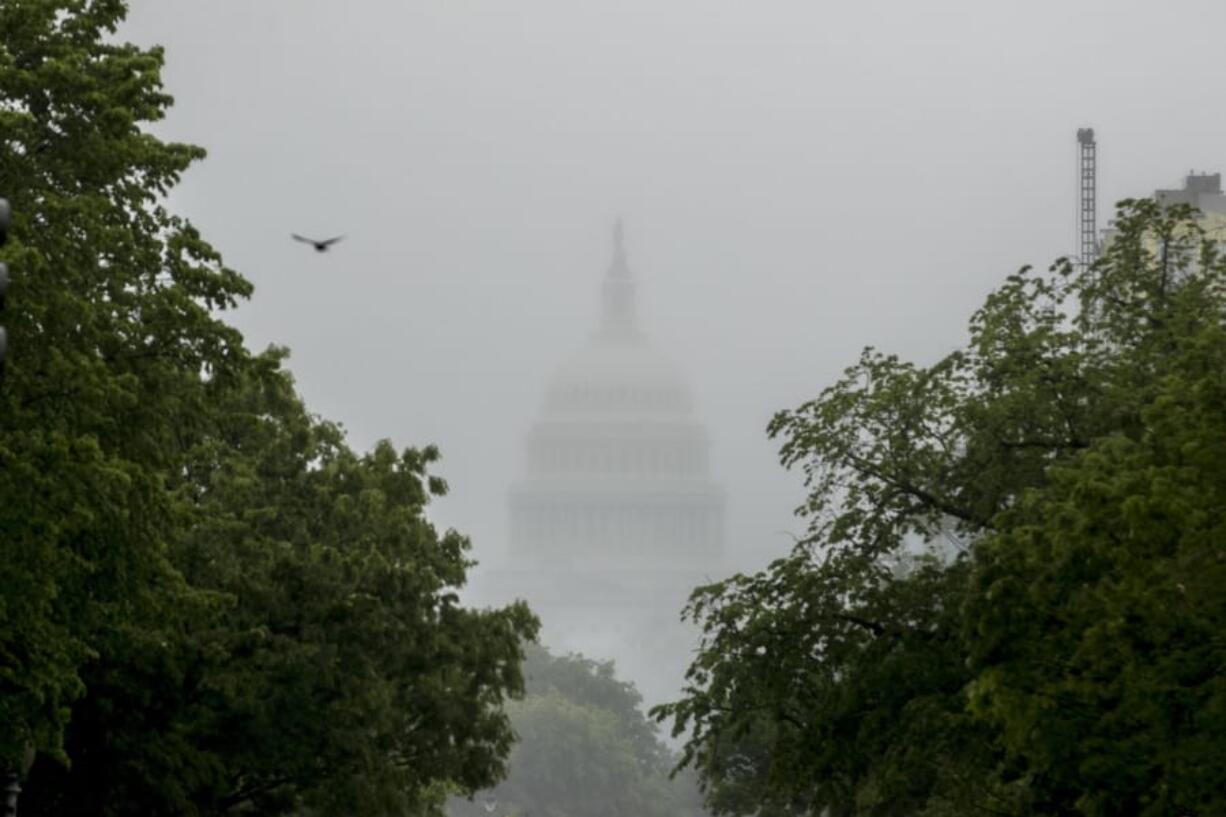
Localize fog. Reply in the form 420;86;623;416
121;0;1226;702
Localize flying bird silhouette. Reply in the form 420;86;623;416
292;233;345;252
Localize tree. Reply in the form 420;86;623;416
22;349;537;816
964;239;1226;817
655;199;1226;816
0;0;251;768
451;646;704;817
1;2;538;814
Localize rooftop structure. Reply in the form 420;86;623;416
1155;172;1226;215
1097;169;1226;254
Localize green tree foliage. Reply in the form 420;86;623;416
23;351;537;816
0;0;251;767
965;241;1226;817
451;646;704;817
1;2;536;814
655;200;1226;816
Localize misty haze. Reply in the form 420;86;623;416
4;1;1226;815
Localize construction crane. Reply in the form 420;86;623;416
1077;128;1098;268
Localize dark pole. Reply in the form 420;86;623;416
0;196;13;817
0;195;9;382
2;772;19;817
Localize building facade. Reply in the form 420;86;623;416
1155;172;1226;247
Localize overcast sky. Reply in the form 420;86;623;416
120;0;1226;585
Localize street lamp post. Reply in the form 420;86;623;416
0;195;15;817
0;195;9;381
2;773;19;817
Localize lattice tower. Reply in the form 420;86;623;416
1077;128;1098;268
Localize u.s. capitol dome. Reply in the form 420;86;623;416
503;221;725;705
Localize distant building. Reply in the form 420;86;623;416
1100;171;1226;252
1155;171;1226;215
1155;172;1226;246
496;221;725;706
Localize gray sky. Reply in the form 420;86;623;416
122;0;1226;581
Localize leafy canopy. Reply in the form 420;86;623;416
1;0;251;765
655;199;1226;817
1;3;537;815
451;646;704;817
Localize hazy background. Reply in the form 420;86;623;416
120;0;1226;590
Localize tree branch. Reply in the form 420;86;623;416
843;452;994;530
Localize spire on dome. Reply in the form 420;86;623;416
608;217;630;279
600;216;637;335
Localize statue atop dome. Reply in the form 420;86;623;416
600;218;638;336
609;217;629;279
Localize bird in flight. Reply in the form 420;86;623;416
292;233;345;252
